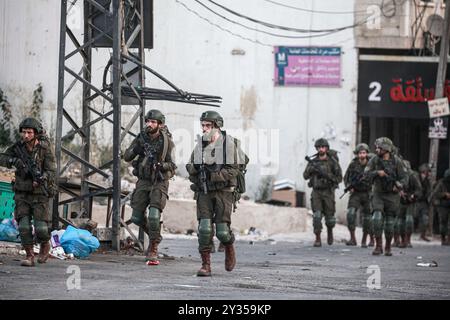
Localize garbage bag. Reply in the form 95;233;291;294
60;225;100;258
0;219;21;242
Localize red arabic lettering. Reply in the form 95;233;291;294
389;77;450;103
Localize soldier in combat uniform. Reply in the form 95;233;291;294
0;117;56;266
303;138;342;247
124;109;176;265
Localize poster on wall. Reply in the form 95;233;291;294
274;46;341;87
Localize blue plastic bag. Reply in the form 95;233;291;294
0;219;21;242
60;225;100;258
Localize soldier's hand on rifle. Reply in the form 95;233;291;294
10;157;25;169
33;181;40;188
377;170;387;177
399;190;406;198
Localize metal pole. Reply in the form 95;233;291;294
428;1;450;235
53;0;68;230
82;0;92;219
112;0;123;251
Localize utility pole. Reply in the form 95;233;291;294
428;1;450;184
428;0;450;236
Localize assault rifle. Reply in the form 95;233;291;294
196;135;208;195
14;143;49;197
143;142;164;182
340;172;364;199
305;154;335;185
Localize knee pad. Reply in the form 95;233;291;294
372;211;383;236
216;223;233;244
325;215;336;229
313;211;322;229
148;207;161;239
384;216;395;237
198;219;212;247
18;216;31;233
34;220;50;241
130;209;145;227
346;207;356;228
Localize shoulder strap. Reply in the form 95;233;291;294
160;130;169;162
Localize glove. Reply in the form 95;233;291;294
133;143;144;155
10;157;24;169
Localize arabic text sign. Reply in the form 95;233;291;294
428;97;450;118
274;46;341;87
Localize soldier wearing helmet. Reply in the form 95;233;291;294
363;137;408;256
430;169;450;246
416;163;432;242
186;110;242;277
123;109;177;265
0;117;56;267
394;159;422;249
303;138;342;247
343;143;373;248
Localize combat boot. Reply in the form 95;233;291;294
345;230;357;246
398;234;407;248
384;236;392;256
197;250;211;277
218;242;225;252
372;236;383;255
224;244;236;272
406;233;413;248
368;234;375;247
327;228;334;245
21;245;35;267
37;241;50;264
393;234;400;247
313;232;321;247
361;232;368;248
145;240;160;265
420;230;430;242
441;235;446;246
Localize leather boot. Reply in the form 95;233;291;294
346;230;357;246
197;250;211;277
327;228;334;245
21;245;35;267
372;236;383;255
145;240;160;265
218;242;225;252
393;234;400;247
313;232;321;247
224;244;236;272
384;236;392;256
361;232;368;248
398;234;407;248
37;241;50;264
406;233;413;248
420;230;430;242
441;235;446;246
368;234;375;247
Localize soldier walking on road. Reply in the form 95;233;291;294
0;118;56;267
343;143;373;247
363;137;408;256
303;138;342;247
123;109;176;265
416;163;432;242
430;169;450;246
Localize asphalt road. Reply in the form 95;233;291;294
0;237;449;300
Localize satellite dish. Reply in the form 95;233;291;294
426;14;444;36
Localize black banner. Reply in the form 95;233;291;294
357;59;450;119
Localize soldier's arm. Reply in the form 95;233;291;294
303;162;313;180
123;135;141;162
161;139;177;173
185;150;198;177
362;157;377;182
432;181;447;200
332;161;343;184
396;159;409;189
343;164;352;188
42;144;56;181
412;174;422;199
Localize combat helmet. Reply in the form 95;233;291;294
354;143;370;155
374;137;394;153
314;138;329;149
19;117;43;134
145;109;165;124
200;110;223;128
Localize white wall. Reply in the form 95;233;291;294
0;0;359;221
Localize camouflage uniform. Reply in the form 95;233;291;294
394;161;421;248
430;169;450;245
416;164;432;241
364;137;408;256
123;110;176;264
303;139;342;247
186;111;241;276
0;118;56;266
343;143;373;247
